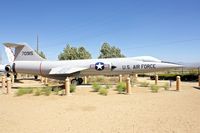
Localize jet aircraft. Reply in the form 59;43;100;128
2;43;182;84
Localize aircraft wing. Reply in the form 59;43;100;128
49;66;89;75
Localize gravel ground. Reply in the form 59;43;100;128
0;77;200;133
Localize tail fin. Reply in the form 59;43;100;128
4;46;15;63
3;43;45;61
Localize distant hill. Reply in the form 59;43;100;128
180;62;200;68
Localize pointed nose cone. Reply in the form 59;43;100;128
159;61;183;69
166;63;183;68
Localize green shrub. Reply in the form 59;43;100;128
41;87;51;96
60;90;65;96
105;85;111;89
150;85;160;93
140;82;149;87
15;89;26;96
150;74;198;81
15;88;33;96
26;89;33;94
16;87;53;96
70;84;76;93
34;88;42;96
116;82;126;94
92;83;101;92
163;83;170;90
131;79;137;84
96;76;105;83
53;87;62;95
99;88;108;96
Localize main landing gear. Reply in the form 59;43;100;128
71;78;83;85
34;75;38;80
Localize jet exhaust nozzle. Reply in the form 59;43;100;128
5;65;12;72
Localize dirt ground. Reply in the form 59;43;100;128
0;77;200;133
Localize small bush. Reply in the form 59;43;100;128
15;88;33;96
116;82;126;94
99;88;108;96
163;83;170;90
34;88;42;96
26;89;33;94
70;84;76;93
140;82;149;87
150;74;198;81
53;87;62;95
60;90;65;96
92;83;101;92
131;79;137;84
96;76;105;83
41;87;51;96
150;85;160;93
105;85;111;89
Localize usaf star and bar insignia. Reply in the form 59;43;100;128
90;62;110;71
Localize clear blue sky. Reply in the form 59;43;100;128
0;0;200;63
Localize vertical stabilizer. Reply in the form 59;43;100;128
3;43;45;61
4;47;15;63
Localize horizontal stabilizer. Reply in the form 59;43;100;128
49;66;88;74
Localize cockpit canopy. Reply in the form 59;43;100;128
132;56;161;62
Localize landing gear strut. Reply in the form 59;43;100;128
71;78;83;85
34;75;38;80
14;74;17;79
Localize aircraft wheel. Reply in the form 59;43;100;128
78;78;83;85
34;75;38;80
71;79;79;85
6;73;10;77
14;74;17;79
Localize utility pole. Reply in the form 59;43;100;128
36;34;39;53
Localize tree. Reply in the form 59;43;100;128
58;44;92;60
98;42;125;58
36;50;46;59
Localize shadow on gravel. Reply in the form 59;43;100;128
193;86;200;90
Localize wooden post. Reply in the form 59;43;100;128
133;74;138;81
2;76;6;90
11;74;14;84
155;75;158;85
119;75;122;83
45;77;48;85
6;78;11;94
41;77;45;83
84;76;87;84
176;76;181;91
126;77;131;94
198;75;200;87
65;78;70;95
170;80;172;88
40;77;43;83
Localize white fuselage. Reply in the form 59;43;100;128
13;57;181;80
